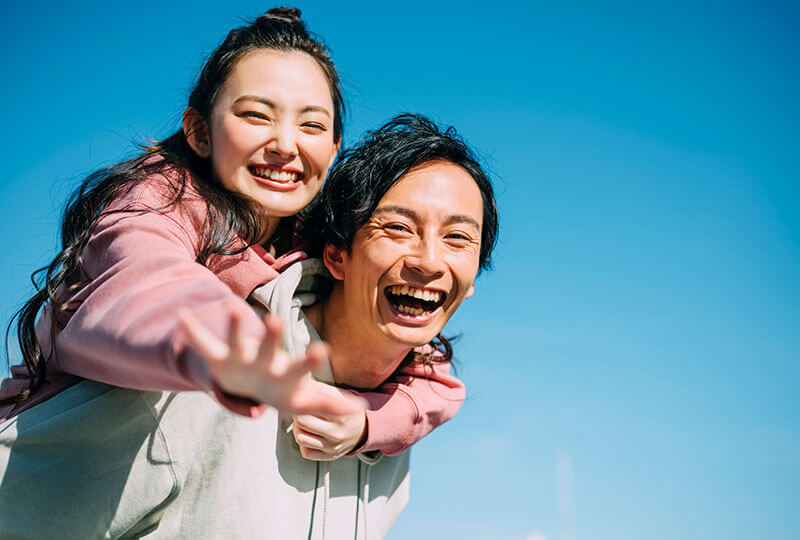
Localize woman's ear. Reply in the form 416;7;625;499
322;244;347;280
326;140;341;172
183;107;211;158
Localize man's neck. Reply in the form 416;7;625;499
304;288;411;389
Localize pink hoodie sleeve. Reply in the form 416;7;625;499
34;183;274;417
347;360;465;456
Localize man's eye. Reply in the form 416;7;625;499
385;224;409;232
445;232;475;245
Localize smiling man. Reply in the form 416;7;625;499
304;152;491;390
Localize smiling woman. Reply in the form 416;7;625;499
0;8;348;415
184;49;340;233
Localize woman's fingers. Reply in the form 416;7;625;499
256;314;283;371
227;310;248;363
177;308;229;362
287;377;366;417
178;309;364;419
293;414;332;437
303;341;329;373
297;447;340;461
293;426;326;450
293;422;348;461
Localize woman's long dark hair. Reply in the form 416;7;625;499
2;7;344;406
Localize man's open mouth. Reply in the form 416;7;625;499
385;285;446;317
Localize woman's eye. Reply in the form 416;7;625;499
301;122;326;131
385;223;410;233
241;111;268;120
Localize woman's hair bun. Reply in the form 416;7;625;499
257;7;302;24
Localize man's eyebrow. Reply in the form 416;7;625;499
374;205;481;229
373;206;418;220
443;214;482;230
232;96;331;117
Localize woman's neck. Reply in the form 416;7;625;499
256;214;282;248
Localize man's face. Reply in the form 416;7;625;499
325;160;484;350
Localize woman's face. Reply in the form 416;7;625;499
205;49;339;228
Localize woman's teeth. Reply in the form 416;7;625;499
250;166;298;183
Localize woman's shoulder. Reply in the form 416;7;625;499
100;157;211;241
114;158;205;213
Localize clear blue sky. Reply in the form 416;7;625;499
2;2;798;539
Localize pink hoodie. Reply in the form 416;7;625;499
0;165;464;454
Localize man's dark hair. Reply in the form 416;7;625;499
303;113;498;271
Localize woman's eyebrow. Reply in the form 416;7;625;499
232;96;331;117
374;206;481;229
300;105;332;117
233;95;276;107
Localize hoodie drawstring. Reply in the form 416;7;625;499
322;461;330;540
362;462;371;539
308;461;331;540
354;460;372;540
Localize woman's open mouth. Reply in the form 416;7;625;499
385;285;446;317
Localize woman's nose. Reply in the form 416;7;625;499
266;123;298;158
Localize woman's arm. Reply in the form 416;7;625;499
291;360;465;459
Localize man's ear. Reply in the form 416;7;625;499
322;244;347;280
464;283;475;299
182;107;211;158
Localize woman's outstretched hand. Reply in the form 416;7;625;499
178;309;365;418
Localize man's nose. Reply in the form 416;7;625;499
405;237;446;279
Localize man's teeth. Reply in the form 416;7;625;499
252;166;298;183
388;285;441;303
397;304;426;316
